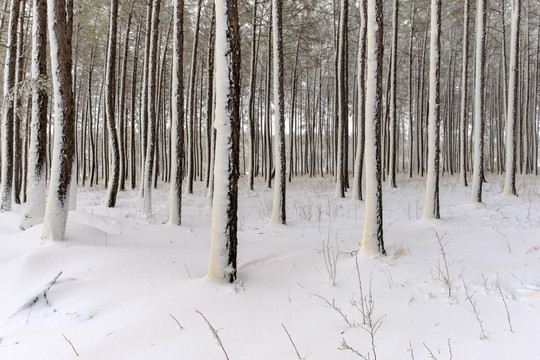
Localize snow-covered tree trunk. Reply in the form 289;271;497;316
143;0;160;217
408;4;415;179
205;7;216;189
248;0;258;191
138;2;152;198
352;0;367;202
271;0;286;225
118;2;133;192
470;0;486;203
206;6;217;205
42;0;76;240
105;0;120;208
459;0;469;187
0;0;20;212
208;0;241;282
169;0;184;225
186;0;202;195
361;0;385;255
423;0;441;219
388;0;398;189
503;0;521;196
13;1;24;205
20;0;47;229
335;0;348;198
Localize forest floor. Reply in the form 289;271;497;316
0;173;539;359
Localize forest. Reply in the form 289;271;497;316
0;0;539;359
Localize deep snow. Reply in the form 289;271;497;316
0;174;539;359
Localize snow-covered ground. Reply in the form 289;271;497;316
0;174;539;359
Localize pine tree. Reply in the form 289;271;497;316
42;0;76;240
270;0;286;225
361;0;385;255
503;0;521;196
423;0;441;219
208;0;241;282
169;0;184;225
20;0;48;229
0;0;21;212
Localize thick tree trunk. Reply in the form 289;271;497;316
361;0;385;255
1;0;21;212
470;0;486;203
20;0;48;229
352;0;366;202
503;0;521;196
208;0;241;283
42;0;76;240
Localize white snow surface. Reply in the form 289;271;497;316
1;175;539;359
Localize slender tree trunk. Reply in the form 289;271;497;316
105;0;120;208
271;0;286;225
388;0;398;188
143;0;160;216
459;0;470;186
169;0;184;225
205;7;216;189
335;0;348;198
248;0;258;191
186;0;202;194
423;0;441;219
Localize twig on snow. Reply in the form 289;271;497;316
281;323;303;359
195;310;229;360
62;333;79;357
169;314;183;330
496;281;514;333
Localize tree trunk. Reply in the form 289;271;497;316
352;0;366;201
143;0;160;216
208;0;241;283
470;0;486;203
423;0;441;219
20;0;48;229
42;0;76;240
503;0;521;196
361;0;385;255
271;0;286;225
105;0;120;208
0;0;21;212
388;0;398;188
